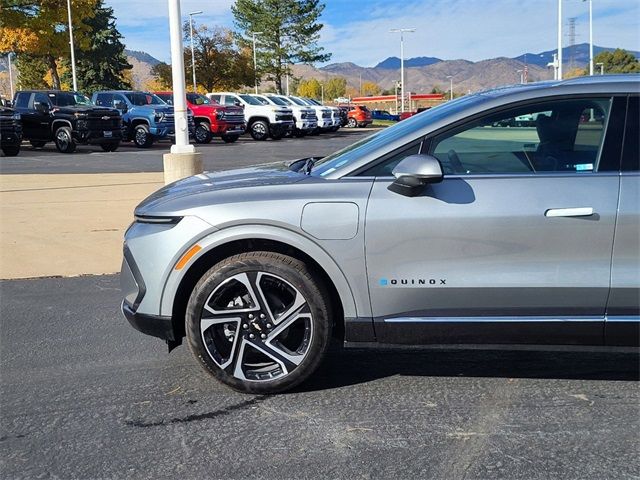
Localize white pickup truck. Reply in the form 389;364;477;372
207;92;294;141
265;94;318;137
296;96;341;132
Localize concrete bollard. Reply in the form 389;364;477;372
163;151;203;185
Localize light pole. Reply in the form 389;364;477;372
321;83;324;104
584;0;594;75
446;75;453;100
516;69;524;84
66;0;78;91
252;31;263;94
390;28;415;113
7;53;14;100
188;11;203;92
557;0;563;80
596;62;604;75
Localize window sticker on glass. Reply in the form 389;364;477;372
576;163;594;171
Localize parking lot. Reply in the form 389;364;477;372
1;130;639;479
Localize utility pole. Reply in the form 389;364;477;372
163;0;201;185
320;83;324;104
252;31;263;94
188;11;203;92
390;28;415;113
66;0;78;91
585;0;594;75
557;0;563;80
447;75;453;100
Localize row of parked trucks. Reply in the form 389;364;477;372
0;90;367;156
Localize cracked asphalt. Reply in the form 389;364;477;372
1;275;638;479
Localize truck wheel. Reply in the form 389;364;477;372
100;142;119;152
195;123;212;144
54;126;76;153
221;134;239;143
133;124;153;148
347;118;357;128
1;145;20;156
29;140;46;149
249;120;269;141
185;251;332;394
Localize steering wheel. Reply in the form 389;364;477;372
447;149;465;174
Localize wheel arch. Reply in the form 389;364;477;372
163;229;355;342
247;116;269;126
131;118;150;128
51;119;72;133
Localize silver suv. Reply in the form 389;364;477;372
121;76;639;393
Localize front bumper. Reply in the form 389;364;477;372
0;127;22;146
122;301;175;341
74;128;123;144
296;119;318;131
211;122;246;135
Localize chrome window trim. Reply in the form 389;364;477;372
384;316;604;323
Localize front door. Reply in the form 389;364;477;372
365;96;623;345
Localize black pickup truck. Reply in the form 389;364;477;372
0;106;22;156
13;90;122;153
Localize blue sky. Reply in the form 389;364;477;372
106;0;640;66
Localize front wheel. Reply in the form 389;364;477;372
347;118;357;128
133;124;153;148
249;120;269;141
54;126;76;153
195;123;213;144
221;133;239;143
185;251;332;394
1;145;20;156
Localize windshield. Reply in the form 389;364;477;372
253;96;269;105
187;93;210;105
273;96;292;105
239;94;264;106
125;92;166;106
266;95;288;106
50;92;92;107
305;98;320;106
156;93;173;104
311;94;487;177
289;97;307;106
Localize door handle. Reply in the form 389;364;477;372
545;207;594;217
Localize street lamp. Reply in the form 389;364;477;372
252;31;263;94
596;62;604;75
66;0;78;91
516;69;524;84
446;75;453;100
320;83;324;104
390;28;415;113
188;11;203;92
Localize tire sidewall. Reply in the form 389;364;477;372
185;252;331;394
134;124;152;148
54;126;76;153
195;123;212;144
249;120;268;141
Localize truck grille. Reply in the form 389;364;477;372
87;113;121;130
0;116;17;127
308;113;318;121
222;113;245;123
276;114;293;121
322;111;332;119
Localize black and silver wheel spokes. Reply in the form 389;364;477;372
200;272;313;382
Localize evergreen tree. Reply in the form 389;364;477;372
232;0;331;93
589;49;640;75
61;0;132;93
15;54;50;89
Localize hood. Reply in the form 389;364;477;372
136;162;307;214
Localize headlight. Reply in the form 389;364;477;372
154;112;165;122
12;112;20;120
134;214;182;225
216;111;224;120
76;119;88;129
74;112;89;118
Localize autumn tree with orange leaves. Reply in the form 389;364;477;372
0;0;98;89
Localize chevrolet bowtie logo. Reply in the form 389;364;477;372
101;116;110;120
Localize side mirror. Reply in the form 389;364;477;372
34;101;50;114
234;101;243;107
114;101;127;112
389;154;444;197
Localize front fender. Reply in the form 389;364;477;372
159;224;359;319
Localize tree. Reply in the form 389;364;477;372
183;23;254;92
151;62;173;89
15;53;50;89
232;0;331;93
60;0;132;93
361;81;381;96
297;78;321;98
589;49;640;74
0;0;98;89
324;76;346;101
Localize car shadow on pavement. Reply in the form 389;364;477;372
297;347;639;393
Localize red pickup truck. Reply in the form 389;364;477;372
154;92;246;143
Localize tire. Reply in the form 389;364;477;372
221;133;239;143
54;126;76;153
249;120;269;141
347;117;357;128
133;124;153;148
100;142;119;152
29;140;46;148
185;251;332;394
195;122;212;144
270;131;284;141
1;145;20;156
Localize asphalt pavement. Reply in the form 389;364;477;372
0;129;375;175
1;275;638;479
